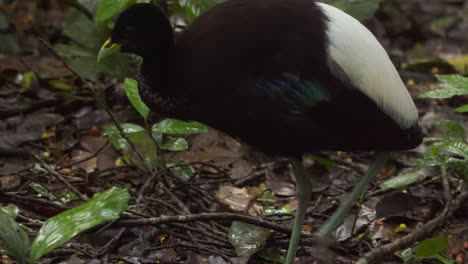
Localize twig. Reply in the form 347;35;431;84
96;227;127;256
33;152;88;201
137;166;171;208
57;141;109;170
233;168;267;187
119;212;314;238
356;188;468;264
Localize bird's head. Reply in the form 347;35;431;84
97;3;173;62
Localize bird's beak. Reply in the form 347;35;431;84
97;38;121;63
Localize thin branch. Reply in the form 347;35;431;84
57;141;109;170
119;212;314;238
33;152;88;201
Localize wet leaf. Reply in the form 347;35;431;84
161;137;189;151
103;123;158;170
29;187;129;262
229;221;272;263
455;104;468;113
124;77;150;120
0;205;19;219
443;141;468;159
30;183;77;205
263;204;292;216
379;173;422;190
168;163;195;181
0;210;29;264
436;119;466;141
55;10;137;81
419;75;468;99
152;119;208;134
415;237;448;258
395;248;414;263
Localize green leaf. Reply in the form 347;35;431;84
415;237;449;258
0;205;19;219
104;123;146;149
0;34;21;55
64;0;93;20
307;154;334;170
103;123;158;170
257;248;285;264
433;254;457;264
436;120;466;141
168;163;195;181
29;187;129;262
175;0;224;23
324;0;382;21
395;248;414;263
161;137;189;151
437;74;468;90
419;87;468;99
443;141;468;160
379;173;422;190
64;11;106;50
96;0;134;23
229;221;272;262
455;104;468;113
263;204;292;216
0;12;8;30
124;78;150;120
30;183;78;205
152;119;208;134
22;71;36;89
56;10;137;81
419;74;468;99
0;210;30;264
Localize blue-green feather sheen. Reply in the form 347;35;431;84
258;73;330;114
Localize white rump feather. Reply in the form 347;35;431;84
317;3;418;128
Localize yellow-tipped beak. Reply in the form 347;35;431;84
97;38;121;63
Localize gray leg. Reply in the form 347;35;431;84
285;157;312;264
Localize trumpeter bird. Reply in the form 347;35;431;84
98;1;422;262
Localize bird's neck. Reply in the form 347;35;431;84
141;50;172;91
138;46;179;116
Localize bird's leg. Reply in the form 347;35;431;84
285;156;312;264
314;152;389;260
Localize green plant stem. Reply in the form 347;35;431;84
285;157;312;264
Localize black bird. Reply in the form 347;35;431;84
98;1;422;262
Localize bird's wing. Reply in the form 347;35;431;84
255;72;331;116
317;3;418;129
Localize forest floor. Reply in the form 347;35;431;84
0;0;467;263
